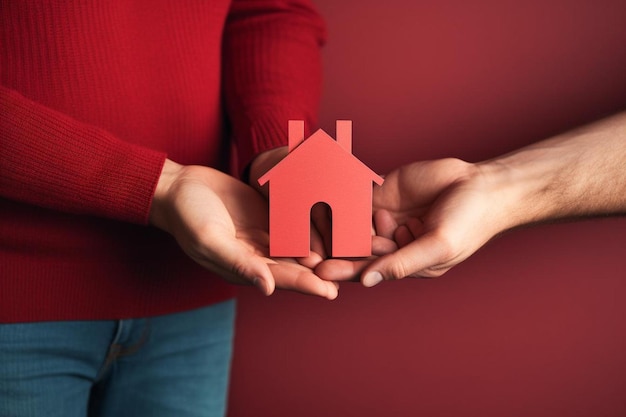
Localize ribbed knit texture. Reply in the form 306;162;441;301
223;0;326;175
0;0;325;322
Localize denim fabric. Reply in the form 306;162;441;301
0;300;236;417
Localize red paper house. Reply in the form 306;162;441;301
258;120;384;257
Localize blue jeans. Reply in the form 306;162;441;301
0;300;235;417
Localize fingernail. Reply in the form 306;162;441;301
363;271;384;287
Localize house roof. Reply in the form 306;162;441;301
258;128;384;186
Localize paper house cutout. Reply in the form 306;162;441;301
258;120;384;257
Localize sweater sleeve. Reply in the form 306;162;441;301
222;0;327;177
0;86;167;225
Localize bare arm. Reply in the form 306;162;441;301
482;111;626;223
316;111;626;286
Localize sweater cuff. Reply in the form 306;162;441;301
100;142;167;225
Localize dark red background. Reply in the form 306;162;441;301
229;1;626;416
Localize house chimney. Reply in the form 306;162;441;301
336;120;352;153
288;120;305;152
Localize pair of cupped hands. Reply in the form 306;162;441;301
150;146;505;300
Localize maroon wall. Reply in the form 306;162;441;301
229;1;626;416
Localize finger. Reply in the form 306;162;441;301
373;209;398;240
310;217;327;258
199;235;276;295
297;223;326;269
315;258;372;282
394;224;415;248
361;232;452;287
405;217;424;236
297;248;324;269
311;203;332;256
372;235;398;256
270;261;339;300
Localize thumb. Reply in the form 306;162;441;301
361;232;450;287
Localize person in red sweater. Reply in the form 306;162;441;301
0;1;336;416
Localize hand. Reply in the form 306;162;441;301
249;146;332;265
316;158;516;286
150;159;338;299
316;112;626;287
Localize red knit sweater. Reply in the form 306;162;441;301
0;1;325;322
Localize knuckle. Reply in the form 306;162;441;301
387;257;410;280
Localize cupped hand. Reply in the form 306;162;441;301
316;158;516;286
150;159;338;299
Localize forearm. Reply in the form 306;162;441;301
479;111;626;228
0;86;166;224
222;0;326;177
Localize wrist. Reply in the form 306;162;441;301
149;158;184;230
477;145;575;229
